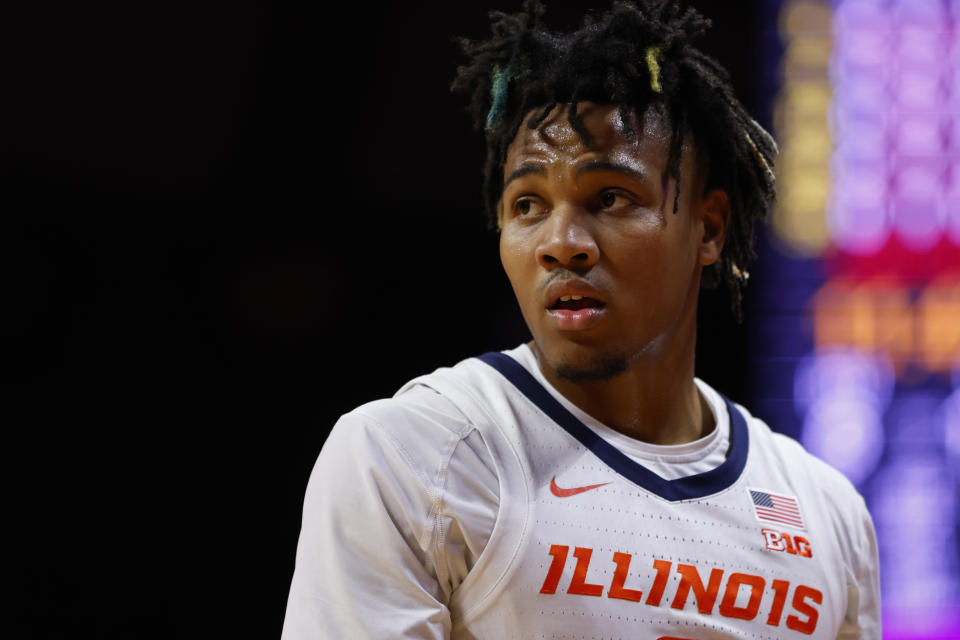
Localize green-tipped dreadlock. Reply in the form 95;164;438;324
450;0;778;321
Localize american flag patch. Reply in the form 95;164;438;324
749;489;805;529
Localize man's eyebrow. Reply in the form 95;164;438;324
503;164;547;188
576;160;648;181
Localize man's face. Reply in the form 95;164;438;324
499;102;726;382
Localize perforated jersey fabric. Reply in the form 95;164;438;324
282;344;880;639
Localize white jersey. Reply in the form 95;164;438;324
283;344;881;639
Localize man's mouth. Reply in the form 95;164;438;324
549;295;606;311
546;296;607;331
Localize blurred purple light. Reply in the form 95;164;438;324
793;348;895;415
834;0;888;32
947;65;960;105
940;384;960;467
834;126;885;160
873;451;959;637
790;0;960;636
944;160;960;245
833;32;889;69
891;117;943;154
891;195;941;252
828;163;890;254
947;120;960;151
795;349;890;485
891;162;944;252
829;201;890;254
893;0;948;28
894;25;945;65
833;111;886;163
891;70;943;111
802;393;885;485
832;74;886;113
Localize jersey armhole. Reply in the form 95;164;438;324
407;362;534;625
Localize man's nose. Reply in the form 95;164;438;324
535;204;599;270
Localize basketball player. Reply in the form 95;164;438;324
282;2;881;638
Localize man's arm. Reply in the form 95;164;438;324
282;410;452;639
282;392;497;639
837;495;882;639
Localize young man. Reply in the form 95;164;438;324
282;2;880;638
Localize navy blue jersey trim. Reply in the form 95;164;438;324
478;351;749;502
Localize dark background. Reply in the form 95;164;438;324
1;1;767;637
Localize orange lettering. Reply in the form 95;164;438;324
762;529;814;558
719;573;765;620
783;533;798;555
608;552;644;602
539;544;568;594
766;579;790;626
671;564;724;614
762;528;786;551
646;559;672;606
786;585;823;635
567;547;603;597
539;542;822;636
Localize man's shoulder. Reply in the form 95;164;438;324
318;352;506;497
328;349;507;455
351;345;530;434
736;401;867;512
347;383;475;442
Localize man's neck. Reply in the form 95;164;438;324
530;324;711;446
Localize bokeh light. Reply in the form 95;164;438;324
801;392;885;485
769;0;960;636
793;348;895;416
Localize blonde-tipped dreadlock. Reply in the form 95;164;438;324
451;0;777;321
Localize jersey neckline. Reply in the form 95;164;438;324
510;343;730;470
477;350;749;502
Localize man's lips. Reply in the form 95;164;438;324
547;305;606;330
543;280;607;331
544;279;607;310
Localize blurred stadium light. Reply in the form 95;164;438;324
767;0;960;636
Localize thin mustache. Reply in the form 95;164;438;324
538;270;592;296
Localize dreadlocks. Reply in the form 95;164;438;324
450;0;777;320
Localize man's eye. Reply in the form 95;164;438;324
600;191;624;208
513;198;542;216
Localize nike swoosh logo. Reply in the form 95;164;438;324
550;475;610;497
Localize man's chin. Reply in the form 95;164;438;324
547;348;629;383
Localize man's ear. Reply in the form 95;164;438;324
697;188;730;266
